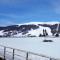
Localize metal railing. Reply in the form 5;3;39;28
0;45;60;60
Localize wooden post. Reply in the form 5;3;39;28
4;47;6;60
26;52;28;60
12;49;15;60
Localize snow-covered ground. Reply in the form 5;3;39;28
0;37;60;60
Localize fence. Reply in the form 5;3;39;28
0;45;60;60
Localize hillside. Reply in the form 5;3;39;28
0;22;60;37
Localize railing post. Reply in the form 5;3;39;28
26;52;28;60
12;49;15;60
4;47;6;60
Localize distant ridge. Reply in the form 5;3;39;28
0;21;60;37
18;21;59;26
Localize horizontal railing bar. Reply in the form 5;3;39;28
0;44;60;60
0;45;27;53
6;51;13;53
28;52;60;60
14;54;26;58
5;51;26;58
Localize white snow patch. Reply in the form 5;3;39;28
0;30;4;35
26;26;52;36
13;33;22;37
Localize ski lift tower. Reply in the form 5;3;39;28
55;22;60;37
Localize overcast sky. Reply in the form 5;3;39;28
0;0;60;26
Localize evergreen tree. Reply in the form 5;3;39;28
45;29;48;36
43;29;45;37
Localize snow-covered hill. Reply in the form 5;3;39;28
0;22;60;37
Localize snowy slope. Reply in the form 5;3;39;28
26;26;52;36
0;22;59;37
12;26;52;37
0;30;4;36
